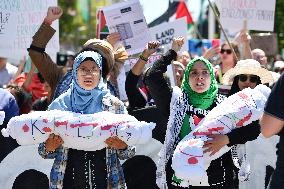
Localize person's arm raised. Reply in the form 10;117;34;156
132;41;160;76
125;41;160;109
28;6;64;100
144;37;185;117
44;6;63;25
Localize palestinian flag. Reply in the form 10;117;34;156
149;0;193;31
175;0;193;30
96;9;109;39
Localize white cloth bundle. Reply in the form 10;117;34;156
172;84;271;185
1;110;155;151
0;111;5;125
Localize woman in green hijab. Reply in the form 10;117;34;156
144;37;235;189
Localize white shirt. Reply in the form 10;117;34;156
0;63;17;87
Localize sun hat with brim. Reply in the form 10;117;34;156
274;61;284;69
83;38;115;74
223;59;274;85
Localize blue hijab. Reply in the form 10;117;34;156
49;51;110;114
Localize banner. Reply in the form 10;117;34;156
216;0;276;31
0;0;59;60
102;0;151;55
150;17;188;53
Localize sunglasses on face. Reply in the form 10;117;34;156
239;74;259;83
220;49;232;54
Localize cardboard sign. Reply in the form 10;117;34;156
216;0;276;31
250;33;278;56
0;0;59;60
150;17;188;53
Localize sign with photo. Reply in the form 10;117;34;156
102;0;151;55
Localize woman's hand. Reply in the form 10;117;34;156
235;29;251;45
203;45;220;60
171;37;185;53
45;134;64;152
106;32;121;48
105;136;127;150
142;41;160;58
203;134;229;156
45;6;63;24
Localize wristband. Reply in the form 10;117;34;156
139;54;148;62
44;18;53;25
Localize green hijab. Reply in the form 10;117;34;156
181;57;218;110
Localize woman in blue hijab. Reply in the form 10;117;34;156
38;51;135;189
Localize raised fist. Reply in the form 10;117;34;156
45;6;63;23
142;41;160;58
171;37;185;53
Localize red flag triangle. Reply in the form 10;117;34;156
176;1;193;26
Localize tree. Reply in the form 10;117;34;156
58;1;87;50
274;0;284;53
58;0;111;51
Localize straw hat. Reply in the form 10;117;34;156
223;59;274;85
274;61;284;69
83;39;115;73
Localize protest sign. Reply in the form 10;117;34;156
216;0;276;31
0;0;59;61
102;0;151;55
150;17;188;52
250;33;278;56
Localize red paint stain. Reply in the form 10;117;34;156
22;124;29;132
42;127;52;132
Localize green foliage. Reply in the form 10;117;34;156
58;0;93;49
275;0;284;53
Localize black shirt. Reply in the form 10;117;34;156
264;74;284;169
125;70;147;110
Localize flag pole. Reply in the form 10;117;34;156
192;20;203;39
207;0;239;61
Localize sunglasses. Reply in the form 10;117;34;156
239;74;259;83
220;49;232;54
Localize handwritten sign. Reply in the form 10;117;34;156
150;17;188;52
0;0;59;60
216;0;276;31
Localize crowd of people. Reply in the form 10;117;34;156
1;5;284;189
